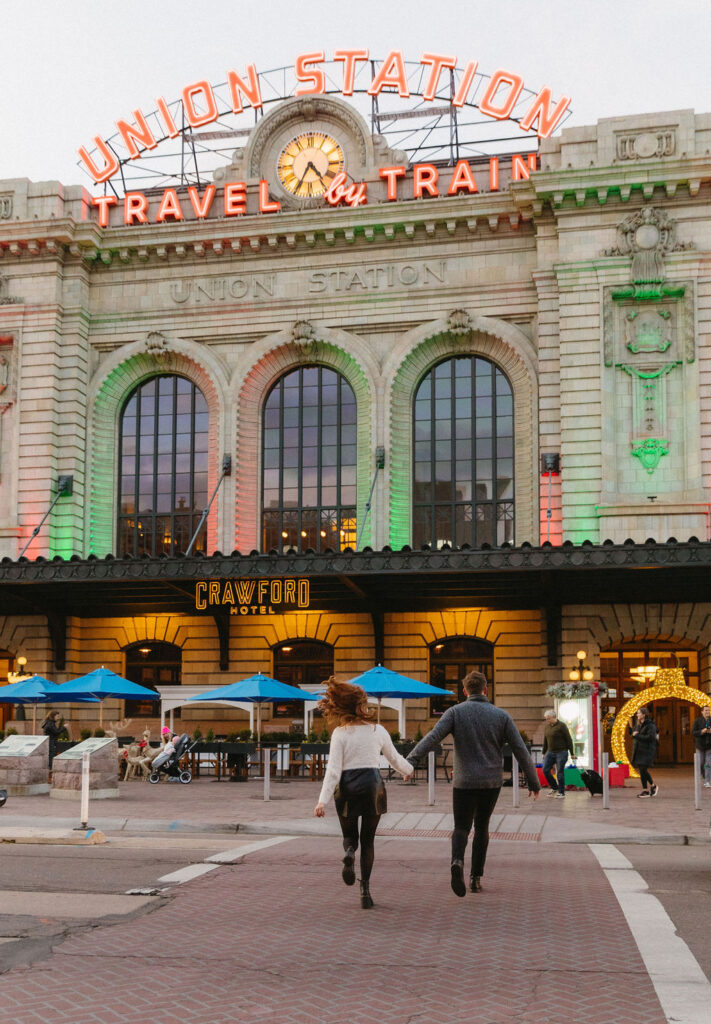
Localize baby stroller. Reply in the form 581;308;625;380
0;789;7;807
148;734;196;784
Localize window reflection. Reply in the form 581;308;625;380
413;356;514;548
118;375;209;556
261;366;357;553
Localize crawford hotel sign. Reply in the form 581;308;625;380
77;49;572;224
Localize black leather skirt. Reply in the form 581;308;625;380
334;768;387;818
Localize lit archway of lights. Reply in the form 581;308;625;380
611;682;709;778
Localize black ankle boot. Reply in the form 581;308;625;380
342;848;356;886
450;860;466;897
470;875;482;893
359;879;374;908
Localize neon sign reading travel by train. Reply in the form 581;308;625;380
78;49;572;186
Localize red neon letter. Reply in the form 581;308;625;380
115;110;157;160
489;157;499;191
156;97;179;138
519;87;571;138
511;154;537;181
92;195;118;228
224;183;247;216
187;185;216;218
182;81;218;129
414;164;439;198
452;61;479;107
124;192;149;225
333;49;369;95
420;53;457;101
78;137;119;185
478;70;524;120
156;189;184;222
379;166;406;201
368;50;410;98
259;180;281;214
227;65;263;114
295;52;325;95
447;160;478;195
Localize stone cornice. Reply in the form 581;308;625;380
0;191;535;266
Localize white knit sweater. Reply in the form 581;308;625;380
317;723;413;807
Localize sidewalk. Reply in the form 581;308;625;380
2;835;668;1024
1;768;709;844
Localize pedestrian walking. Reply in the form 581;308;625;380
313;677;414;909
631;707;658;797
406;670;539;898
542;709;576;799
692;705;711;787
41;710;66;766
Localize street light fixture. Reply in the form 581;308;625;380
569;650;594;682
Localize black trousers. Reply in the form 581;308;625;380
451;786;501;877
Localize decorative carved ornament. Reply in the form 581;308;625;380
145;331;170;358
447;309;473;336
0;275;23;305
0;194;12;219
615;129;675;162
605;206;693;297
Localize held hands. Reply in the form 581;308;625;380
313;802;325;818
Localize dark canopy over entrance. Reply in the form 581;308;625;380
1;539;710;672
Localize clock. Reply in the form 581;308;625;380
277;132;345;197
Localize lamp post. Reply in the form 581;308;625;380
7;656;31;721
568;650;594;683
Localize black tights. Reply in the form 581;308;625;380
640;767;654;790
337;812;381;882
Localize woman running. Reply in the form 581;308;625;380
313;677;414;908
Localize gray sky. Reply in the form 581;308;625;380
1;0;710;188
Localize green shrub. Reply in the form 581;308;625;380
93;728;105;738
192;727;203;742
6;727;17;737
307;730;318;743
206;728;215;743
390;730;401;744
225;732;238;743
318;727;330;743
238;728;252;742
414;725;423;742
80;728;92;741
0;731;4;742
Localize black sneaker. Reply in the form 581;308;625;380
638;790;651;798
469;875;482;893
450;861;466;897
650;784;658;797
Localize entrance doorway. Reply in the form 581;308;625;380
272;640;333;721
124;642;182;718
600;648;701;764
429;638;494;717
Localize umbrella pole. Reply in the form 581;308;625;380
257;703;261;746
32;705;37;733
378;697;381;724
99;701;104;731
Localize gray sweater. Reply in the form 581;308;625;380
407;695;540;791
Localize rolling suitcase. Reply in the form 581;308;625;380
579;768;603;796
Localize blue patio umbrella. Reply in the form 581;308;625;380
50;667;159;728
188;672;319;739
347;665;452;721
0;675;59;732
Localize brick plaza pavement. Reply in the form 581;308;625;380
3;835;667;1024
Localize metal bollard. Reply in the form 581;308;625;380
263;747;271;802
602;752;610;810
427;750;435;806
694;750;702;810
79;751;90;830
512;755;520;808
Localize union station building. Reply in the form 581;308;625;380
1;58;710;763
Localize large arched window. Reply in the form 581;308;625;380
429;637;495;716
262;366;357;553
118;375;209;556
413;356;514;549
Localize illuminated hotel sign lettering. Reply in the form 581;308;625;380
195;579;310;614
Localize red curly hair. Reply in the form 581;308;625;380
317;676;375;729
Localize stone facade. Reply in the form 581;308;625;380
2;101;711;742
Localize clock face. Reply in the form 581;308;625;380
277;132;345;197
